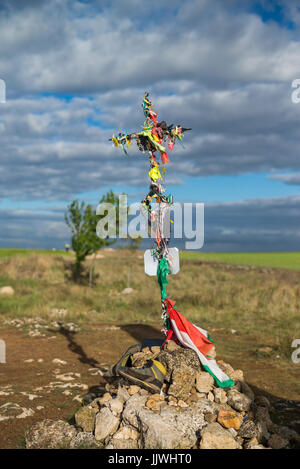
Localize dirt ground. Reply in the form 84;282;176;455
0;322;299;449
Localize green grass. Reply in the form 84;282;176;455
180;251;300;271
0;248;74;258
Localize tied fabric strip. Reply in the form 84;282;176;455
162;299;234;388
157;258;170;301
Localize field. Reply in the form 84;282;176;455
0;249;299;448
181;251;300;271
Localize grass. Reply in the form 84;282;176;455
181;251;300;271
0;249;299;363
0;248;74;258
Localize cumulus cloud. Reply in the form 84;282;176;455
0;0;300;249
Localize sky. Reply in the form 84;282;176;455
0;0;300;251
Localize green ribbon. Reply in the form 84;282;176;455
157;257;170;301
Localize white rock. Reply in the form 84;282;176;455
108;398;124;414
70;432;99;449
52;359;67;365
200;423;239;449
213;388;227;404
94;407;120;442
0;286;14;295
55;374;75;381
195;372;214;393
113;425;139;440
121;288;134;294
227;389;252;412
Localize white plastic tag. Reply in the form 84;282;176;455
144;247;180;276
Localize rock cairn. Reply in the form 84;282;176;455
25;341;299;449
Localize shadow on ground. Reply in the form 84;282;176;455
48;324;99;367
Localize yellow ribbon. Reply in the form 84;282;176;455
149;166;162;182
112;134;119;147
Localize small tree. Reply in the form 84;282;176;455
65;191;121;284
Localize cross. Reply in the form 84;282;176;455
110;92;191;331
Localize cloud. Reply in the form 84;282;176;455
1;194;299;251
268;172;300;185
0;0;300;249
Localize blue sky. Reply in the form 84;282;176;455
0;0;300;251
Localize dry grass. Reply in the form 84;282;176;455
0;250;299;361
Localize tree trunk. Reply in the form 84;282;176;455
89;252;97;288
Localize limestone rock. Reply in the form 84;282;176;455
195;371;214;393
109;438;139;449
69;432;100;449
238;420;258;439
146;398;157;410
205;411;217;423
227;389;252;412
200;423;239;449
121;287;134;294
0;286;14;296
178;399;189;408
98;392;112;407
139;405;207;449
74;405;97;432
113;424;139;441
231;369;244;381
213;388;227;404
217;360;235;378
151;346;161;355
157;348;200;382
122;394;148;428
94;407;119;442
131;351;152;367
123;393;209;449
128;385;140;395
108;397;124;415
168;365;196;400
217;409;242;430
117;385;130;403
25;419;76;449
163;340;181;352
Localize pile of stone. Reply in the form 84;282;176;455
25;341;299;449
